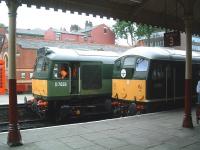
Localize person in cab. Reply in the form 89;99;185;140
60;66;68;79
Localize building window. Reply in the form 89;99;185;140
104;27;108;34
16;51;20;57
56;33;61;40
83;36;88;41
30;73;33;79
21;72;26;79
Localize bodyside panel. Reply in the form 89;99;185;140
48;80;70;97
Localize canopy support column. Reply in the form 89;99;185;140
6;0;23;146
182;16;193;128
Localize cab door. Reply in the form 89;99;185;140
165;64;175;103
70;62;80;95
50;62;70;97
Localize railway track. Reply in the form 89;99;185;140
0;104;39;122
0;103;117;133
0;112;113;133
0;119;46;133
0;104;46;132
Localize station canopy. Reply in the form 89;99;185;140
1;0;200;35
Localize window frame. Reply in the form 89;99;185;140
52;62;69;80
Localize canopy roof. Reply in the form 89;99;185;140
1;0;200;34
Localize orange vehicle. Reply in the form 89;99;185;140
0;60;6;95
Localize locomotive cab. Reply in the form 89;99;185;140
112;55;148;101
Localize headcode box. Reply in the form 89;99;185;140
164;31;180;47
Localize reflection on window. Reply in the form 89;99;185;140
53;64;58;78
136;58;148;71
124;56;135;67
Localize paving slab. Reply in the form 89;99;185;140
0;108;200;150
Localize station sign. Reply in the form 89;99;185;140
164;31;180;47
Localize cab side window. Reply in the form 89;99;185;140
136;58;148;71
134;57;149;79
123;56;135;68
53;63;69;79
53;64;59;79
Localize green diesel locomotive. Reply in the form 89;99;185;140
112;47;200;115
29;47;119;120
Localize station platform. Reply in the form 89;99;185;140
0;108;200;150
0;94;33;105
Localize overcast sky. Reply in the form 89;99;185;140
0;1;116;30
0;2;131;46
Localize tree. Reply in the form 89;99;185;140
136;24;160;46
113;20;162;46
0;23;5;27
113;20;136;46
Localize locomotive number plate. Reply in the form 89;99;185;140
55;81;67;87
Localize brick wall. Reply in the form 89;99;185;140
44;24;115;44
90;24;115;44
44;28;56;40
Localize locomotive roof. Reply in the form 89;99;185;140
39;47;119;64
121;47;200;62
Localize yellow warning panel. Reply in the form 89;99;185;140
112;79;146;102
32;79;48;96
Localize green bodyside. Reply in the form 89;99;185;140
46;79;111;97
33;58;114;101
48;80;70;96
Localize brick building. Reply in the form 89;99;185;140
0;24;128;93
0;28;44;92
44;24;115;44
